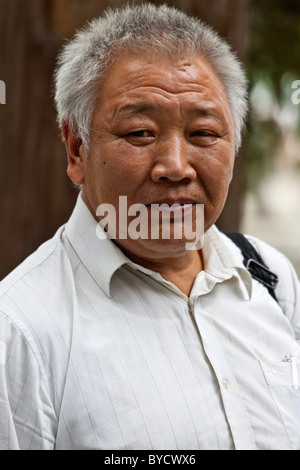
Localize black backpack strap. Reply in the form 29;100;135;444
225;232;279;303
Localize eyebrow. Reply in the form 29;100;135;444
188;107;225;122
115;104;155;118
115;103;224;122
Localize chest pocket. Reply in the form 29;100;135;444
260;356;300;449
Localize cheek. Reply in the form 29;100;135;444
90;141;151;195
197;149;234;193
198;150;234;229
103;154;145;184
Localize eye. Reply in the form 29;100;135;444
124;129;155;146
190;130;213;137
189;130;219;146
128;130;152;137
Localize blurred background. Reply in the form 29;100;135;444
0;0;300;279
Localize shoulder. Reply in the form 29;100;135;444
0;224;76;357
244;234;297;282
222;230;298;288
0;225;74;301
0;225;77;401
243;234;300;320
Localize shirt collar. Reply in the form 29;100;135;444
65;194;129;298
193;225;253;299
65;194;252;299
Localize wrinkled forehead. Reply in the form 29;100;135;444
91;49;234;135
98;47;227;100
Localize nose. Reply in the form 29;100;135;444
151;134;197;183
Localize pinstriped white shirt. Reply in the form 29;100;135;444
1;194;300;450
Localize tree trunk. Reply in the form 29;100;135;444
0;0;76;279
0;0;250;279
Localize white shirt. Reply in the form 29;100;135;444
0;194;300;450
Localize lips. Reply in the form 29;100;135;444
146;199;196;218
146;198;197;206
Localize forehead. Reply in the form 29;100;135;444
94;52;232;122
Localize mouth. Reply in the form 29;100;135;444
146;199;197;218
147;198;197;206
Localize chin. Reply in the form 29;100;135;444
136;237;202;258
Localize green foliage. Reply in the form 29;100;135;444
245;0;300;191
250;0;300;89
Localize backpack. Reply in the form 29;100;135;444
225;232;279;303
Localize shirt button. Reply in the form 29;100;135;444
222;378;230;389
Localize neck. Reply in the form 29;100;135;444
120;247;204;297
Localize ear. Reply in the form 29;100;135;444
62;120;86;185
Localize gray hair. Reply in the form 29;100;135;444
54;3;248;153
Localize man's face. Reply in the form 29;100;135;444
72;52;235;260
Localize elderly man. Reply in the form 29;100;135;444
0;4;300;451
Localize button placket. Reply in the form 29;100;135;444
191;299;255;450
